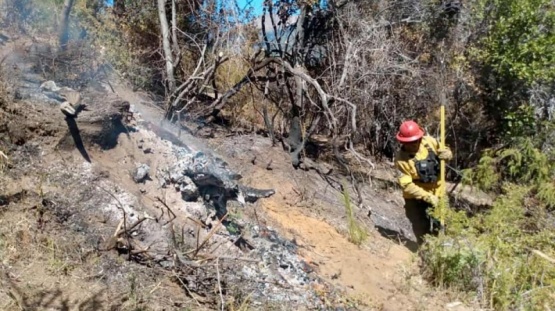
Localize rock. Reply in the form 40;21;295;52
156;168;170;187
183;202;207;220
40;80;61;92
178;176;199;201
239;185;275;203
446;301;463;309
133;164;150;183
0;33;9;44
168;155;195;182
159;260;173;269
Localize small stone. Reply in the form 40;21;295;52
159;260;173;269
158;177;167;188
446;302;463;309
184;202;207;220
40;80;60;92
133;163;150;183
179;183;199;202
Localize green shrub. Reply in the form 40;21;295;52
472;0;555;85
421;139;555;310
462;137;554;192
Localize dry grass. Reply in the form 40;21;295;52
341;179;368;246
0;182;182;311
0;63;10;172
0;150;7;172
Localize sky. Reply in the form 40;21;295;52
236;0;265;17
105;0;265;18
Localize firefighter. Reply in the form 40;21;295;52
394;120;453;246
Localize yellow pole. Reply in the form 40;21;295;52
439;105;446;231
437;47;447;234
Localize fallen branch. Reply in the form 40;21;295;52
191;212;229;257
116;215;149;236
113;218;124;237
209;228;246;255
216;258;225;311
347;138;375;170
187;216;207;229
0;151;9;171
155;196;176;226
97;186;156;260
98;186;132;256
173;252;204;268
173;272;202;307
528;248;555;265
199;254;260;263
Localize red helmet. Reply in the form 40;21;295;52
396;120;424;143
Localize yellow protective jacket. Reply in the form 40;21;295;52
394;135;448;201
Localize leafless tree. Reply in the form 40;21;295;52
158;0;262;118
157;0;177;94
59;0;76;50
158;0;471;176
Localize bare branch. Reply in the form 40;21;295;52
157;0;176;92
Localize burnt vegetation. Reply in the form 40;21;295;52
1;0;555;309
145;0;478;179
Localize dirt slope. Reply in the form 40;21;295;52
0;33;478;310
200;133;480;311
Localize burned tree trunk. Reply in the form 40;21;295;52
288;4;310;168
171;0;179;56
58;0;76;50
113;0;125;17
157;0;176;95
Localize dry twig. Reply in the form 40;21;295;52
192;212;229;257
216;258;225;311
155;196;176;226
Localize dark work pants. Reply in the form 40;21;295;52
404;199;438;246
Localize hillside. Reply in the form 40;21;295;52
0;31;478;310
1;0;555;310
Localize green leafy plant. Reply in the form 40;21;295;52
472;0;555;85
463;0;555;144
422;139;555;310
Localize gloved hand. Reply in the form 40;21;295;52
425;193;439;207
437;148;453;161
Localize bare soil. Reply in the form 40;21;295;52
0;33;479;311
202;133;479;311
